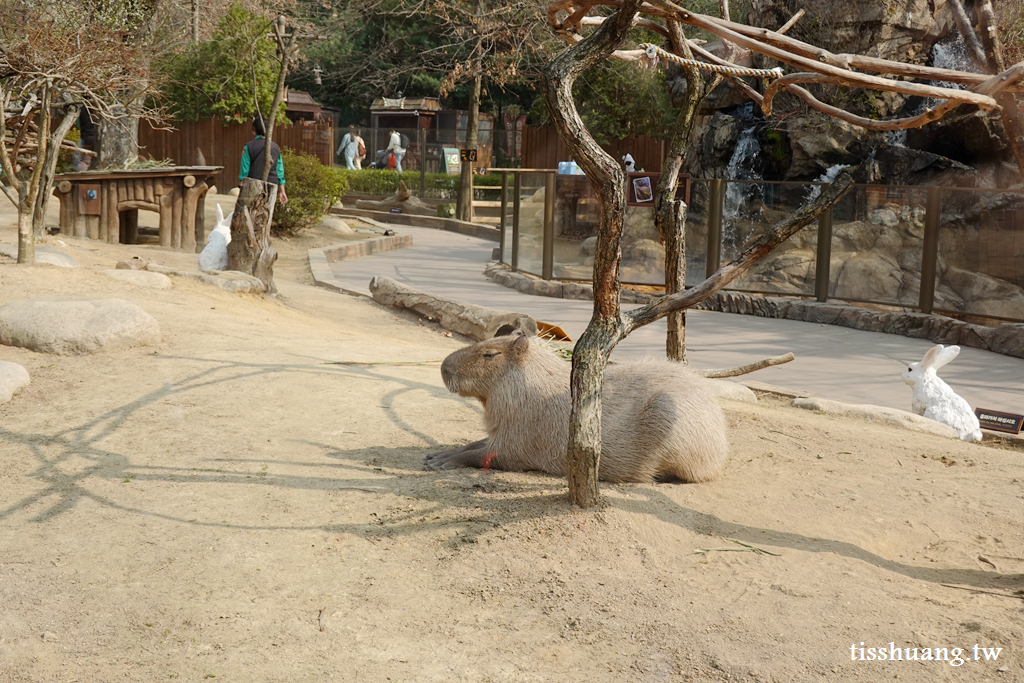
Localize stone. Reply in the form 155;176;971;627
706;379;758;403
101;269;173;289
321;216;353;234
868;208;899;228
146;264;265;294
986;323;1024;359
369;276;537;341
228;187;240;196
579;236;598;257
0;360;30;404
833;253;903;301
0;297;160;355
0;243;79;268
792;397;959;439
115;257;150;270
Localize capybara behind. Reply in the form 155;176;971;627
425;331;728;483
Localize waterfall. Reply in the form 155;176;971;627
806;164;850;201
887;35;976;148
722;126;763;257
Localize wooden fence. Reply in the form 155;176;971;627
521;124;666;173
138;118;334;191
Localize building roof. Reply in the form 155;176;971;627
286;89;321;114
370;96;441;112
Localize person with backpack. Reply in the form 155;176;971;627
387;129;407;173
239;116;287;204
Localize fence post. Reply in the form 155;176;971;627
815;202;833;302
498;171;508;265
543;172;555;279
706;178;724;279
511;172;522;272
418;127;426;198
919;186;941;314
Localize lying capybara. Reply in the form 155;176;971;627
425;331;728;483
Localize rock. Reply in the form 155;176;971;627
145;264;265;294
228;187;240;196
833;253;903;301
792;397;959;438
115;257;150;270
986;323;1024;358
369;275;537;340
707;379;758;403
321;216;353;234
0;361;30;404
101;269;173;289
868;208;899;228
0;297;161;355
579;236;598;257
0;243;79;268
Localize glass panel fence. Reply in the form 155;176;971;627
513;172;549;277
935;187;1024;321
550;173;600;281
826;185;927;307
720;180;817;297
684;179;710;287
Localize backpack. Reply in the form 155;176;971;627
399;132;410;149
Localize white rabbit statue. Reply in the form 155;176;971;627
198;204;232;271
901;344;982;442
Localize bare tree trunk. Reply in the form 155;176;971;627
544;0;644;507
456;71;482;223
227;177;278;293
655;20;711;363
95;108;139;170
32;104;81;238
17;87;52;264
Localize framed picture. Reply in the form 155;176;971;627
632;176;653;203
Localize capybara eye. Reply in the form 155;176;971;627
484;352;500;359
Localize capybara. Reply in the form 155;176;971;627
425;331;728;482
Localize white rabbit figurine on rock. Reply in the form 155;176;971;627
198;204;232;271
902;344;982;442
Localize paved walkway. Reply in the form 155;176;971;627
312;222;1024;416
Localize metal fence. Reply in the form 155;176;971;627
493;171;1024;324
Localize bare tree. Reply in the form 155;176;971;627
0;0;162;264
542;0;1024;507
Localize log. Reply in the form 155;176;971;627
171;185;183;250
369;276;538;340
158;194;172;248
144;179;155;204
354;180;437;217
182;181;208;253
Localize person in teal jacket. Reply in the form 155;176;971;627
239;117;288;204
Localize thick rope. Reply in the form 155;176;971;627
639;43;784;81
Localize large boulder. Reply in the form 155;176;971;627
0;361;29;404
0;297;160;355
0;243;79;268
101;269;173;289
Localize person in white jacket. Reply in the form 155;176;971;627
337;126;360;170
386;130;406;172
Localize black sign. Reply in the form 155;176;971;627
389;207;402;214
975;408;1024;434
460;149;478;162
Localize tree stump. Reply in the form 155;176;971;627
227;177;278;294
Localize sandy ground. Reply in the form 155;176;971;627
1;196;1023;682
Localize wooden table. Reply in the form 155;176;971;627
52;167;222;252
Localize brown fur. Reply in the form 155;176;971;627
426;332;729;483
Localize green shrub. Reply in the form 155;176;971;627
336;168;503;200
272;149;348;236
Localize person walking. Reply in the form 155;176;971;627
336;125;360;170
354;130;366;170
386;129;406;173
239;116;287;204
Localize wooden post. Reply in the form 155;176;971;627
171;184;183;250
511;172;522;272
498;171;509;264
815;204;833;302
543;172;555;279
706;178;724;279
919;186;941;314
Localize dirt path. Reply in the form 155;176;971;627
1;202;1022;682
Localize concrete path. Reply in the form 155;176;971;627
313;222;1024;416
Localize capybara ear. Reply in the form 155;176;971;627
510;330;530;357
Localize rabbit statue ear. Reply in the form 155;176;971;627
920;344;960;371
215;204;224;224
931;344;961;370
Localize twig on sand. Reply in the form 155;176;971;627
694;539;782;557
323;360;442;366
698;353;795;378
318;608;326;632
940;584;1024;601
